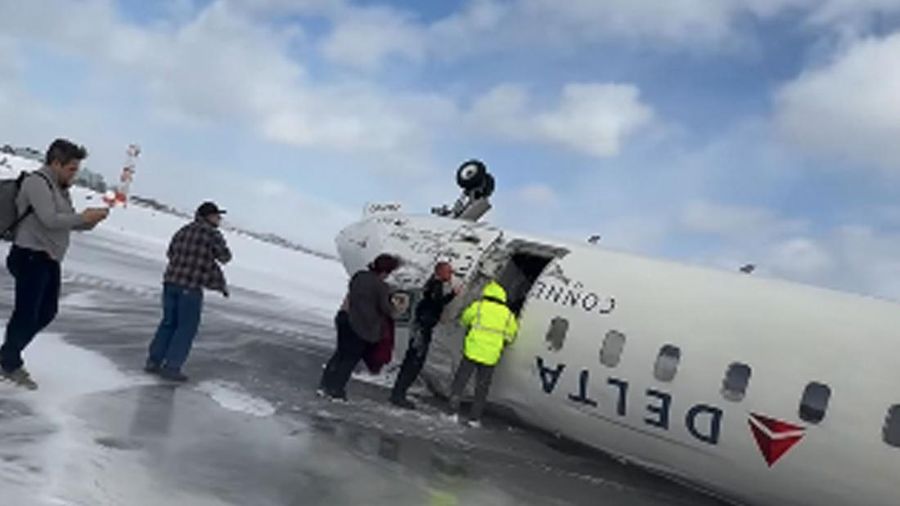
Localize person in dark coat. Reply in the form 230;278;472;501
318;254;400;401
389;261;459;409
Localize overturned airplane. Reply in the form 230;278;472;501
336;160;900;506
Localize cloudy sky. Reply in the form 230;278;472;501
1;0;900;300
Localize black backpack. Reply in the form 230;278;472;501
0;171;52;241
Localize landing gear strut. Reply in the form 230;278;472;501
432;159;496;222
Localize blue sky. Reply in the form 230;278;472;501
1;0;900;299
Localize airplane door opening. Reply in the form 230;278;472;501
493;241;568;315
498;253;553;315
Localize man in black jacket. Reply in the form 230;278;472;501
390;261;459;409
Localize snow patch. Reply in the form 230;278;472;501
0;333;143;505
58;290;104;309
23;333;137;399
196;380;276;417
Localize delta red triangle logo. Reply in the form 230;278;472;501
748;413;805;467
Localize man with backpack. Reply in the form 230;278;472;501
0;139;109;389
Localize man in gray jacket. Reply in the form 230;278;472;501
1;139;109;389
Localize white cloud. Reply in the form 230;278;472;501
257;180;290;197
515;0;736;46
537;84;656;158
428;0;510;57
827;226;900;299
738;0;900;23
228;177;357;253
596;215;670;253
0;37;22;113
471;83;655;158
319;7;426;70
681;200;807;242
237;0;345;15
469;85;529;137
753;226;900;301
514;184;559;207
680;209;900;302
424;0;743;58
0;0;454;173
424;0;900;61
765;237;835;279
243;0;900;62
802;0;900;25
0;37;20;82
775;32;900;173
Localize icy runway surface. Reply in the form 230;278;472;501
0;204;729;505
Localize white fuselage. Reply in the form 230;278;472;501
335;212;900;506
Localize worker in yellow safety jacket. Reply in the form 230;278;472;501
448;281;519;427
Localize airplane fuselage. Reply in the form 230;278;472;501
336;212;900;506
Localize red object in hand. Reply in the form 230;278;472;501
364;318;395;374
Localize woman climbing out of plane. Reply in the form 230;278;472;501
447;280;519;427
318;253;400;401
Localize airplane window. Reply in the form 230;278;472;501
654;345;680;382
799;382;831;424
600;330;626;367
883;406;900;447
545;317;568;352
721;362;752;402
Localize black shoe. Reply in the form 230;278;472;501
159;369;189;382
144;361;161;374
390;396;416;410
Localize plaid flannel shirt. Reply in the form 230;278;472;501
163;219;232;293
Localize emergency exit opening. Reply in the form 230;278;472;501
496;243;567;315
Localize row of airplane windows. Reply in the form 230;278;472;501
588;328;900;448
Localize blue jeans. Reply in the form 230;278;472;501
148;283;203;372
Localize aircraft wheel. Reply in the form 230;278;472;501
457;160;487;190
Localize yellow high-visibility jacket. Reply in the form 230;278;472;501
460;282;519;366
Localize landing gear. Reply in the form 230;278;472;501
433;159;496;222
457;160;487;190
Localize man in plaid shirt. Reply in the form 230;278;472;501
146;201;232;381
